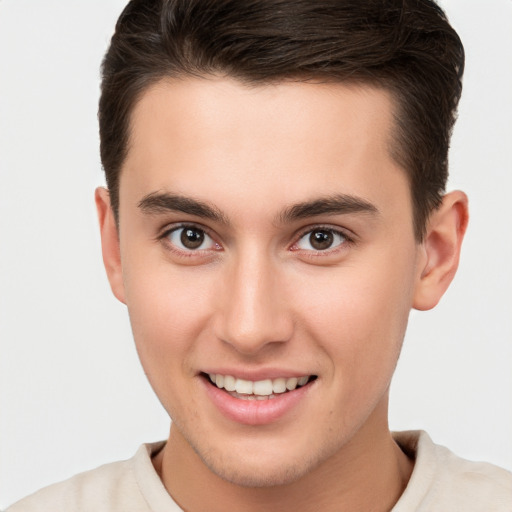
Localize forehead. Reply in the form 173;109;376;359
122;77;409;221
128;77;396;159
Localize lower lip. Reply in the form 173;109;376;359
201;377;314;426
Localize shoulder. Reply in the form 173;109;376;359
393;431;512;511
429;439;512;510
5;442;166;512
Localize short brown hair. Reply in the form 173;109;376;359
99;0;464;240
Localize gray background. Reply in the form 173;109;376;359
1;0;511;507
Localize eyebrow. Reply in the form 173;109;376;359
138;191;229;224
138;191;379;225
278;194;379;224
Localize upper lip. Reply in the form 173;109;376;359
200;368;314;381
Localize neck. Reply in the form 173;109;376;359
153;407;413;512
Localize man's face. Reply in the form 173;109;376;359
115;78;424;486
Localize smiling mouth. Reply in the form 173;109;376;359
202;373;317;401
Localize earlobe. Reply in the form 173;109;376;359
95;187;126;304
413;190;469;311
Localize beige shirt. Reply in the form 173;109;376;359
7;431;512;511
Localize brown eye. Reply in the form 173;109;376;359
166;226;217;251
295;228;347;252
180;228;205;249
309;230;334;250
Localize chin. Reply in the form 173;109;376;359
204;455;314;488
193;437;331;488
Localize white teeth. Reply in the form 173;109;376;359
253;379;273;395
223;374;236;392
207;373;312;396
215;374;224;388
286;377;298;390
235;378;253;395
272;377;287;394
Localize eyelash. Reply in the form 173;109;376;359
158;223;221;258
157;223;355;259
291;225;355;257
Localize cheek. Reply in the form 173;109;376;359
293;257;414;383
122;265;222;425
123;262;215;380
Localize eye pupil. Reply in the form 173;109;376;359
180;228;205;249
310;230;334;250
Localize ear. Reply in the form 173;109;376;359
413;190;469;311
95;187;126;304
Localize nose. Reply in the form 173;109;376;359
213;249;294;355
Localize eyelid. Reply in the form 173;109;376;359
156;221;354;257
158;221;216;240
157;222;223;254
290;224;355;253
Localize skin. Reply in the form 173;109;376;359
96;78;468;512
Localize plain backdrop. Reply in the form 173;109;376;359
1;0;511;507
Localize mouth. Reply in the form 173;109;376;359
202;372;317;401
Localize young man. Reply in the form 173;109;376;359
7;0;512;510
